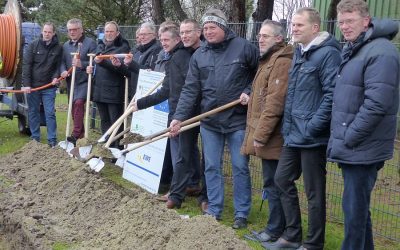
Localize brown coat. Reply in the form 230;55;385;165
241;43;293;160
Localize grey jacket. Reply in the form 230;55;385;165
60;35;97;101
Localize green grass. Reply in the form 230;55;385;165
0;94;399;249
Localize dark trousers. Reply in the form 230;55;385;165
168;127;200;205
274;146;327;250
262;159;285;238
96;102;124;147
340;162;383;250
72;98;85;139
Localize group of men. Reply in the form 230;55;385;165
21;0;399;249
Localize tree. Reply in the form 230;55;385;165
151;0;165;24
252;0;274;22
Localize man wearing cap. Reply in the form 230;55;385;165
170;8;258;229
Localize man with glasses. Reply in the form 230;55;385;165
170;8;258;229
60;18;96;146
328;1;399;249
264;8;341;250
241;19;293;244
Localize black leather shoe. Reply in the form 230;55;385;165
262;237;301;250
244;230;276;242
67;135;77;146
232;217;247;229
166;198;181;209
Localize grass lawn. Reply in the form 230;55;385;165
0;94;399;249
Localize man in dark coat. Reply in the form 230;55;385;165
88;21;130;139
264;8;341;250
60;18;96;145
170;8;258;229
241;20;293;244
22;22;63;147
130;25;199;209
328;1;400;249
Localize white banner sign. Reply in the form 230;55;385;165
122;69;168;194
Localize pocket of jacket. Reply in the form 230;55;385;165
291;110;314;139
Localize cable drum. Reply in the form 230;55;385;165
0;14;18;79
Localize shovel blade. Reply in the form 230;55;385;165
87;157;105;172
58;141;74;152
115;155;125;168
108;147;122;159
79;145;93;159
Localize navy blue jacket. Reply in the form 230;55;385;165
282;32;341;147
327;19;400;164
137;42;194;122
173;29;259;133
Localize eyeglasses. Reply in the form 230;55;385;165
256;34;277;40
179;30;195;36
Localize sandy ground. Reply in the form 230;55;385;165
0;141;250;249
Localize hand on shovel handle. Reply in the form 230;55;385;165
144;99;241;140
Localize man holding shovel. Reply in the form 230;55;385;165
170;8;258;229
87;21;130;147
60;18;96;146
130;25;198;209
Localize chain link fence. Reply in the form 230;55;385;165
54;20;400;243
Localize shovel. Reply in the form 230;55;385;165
59;50;80;152
87;121;201;171
70;53;96;159
142;99;241;141
98;77;165;144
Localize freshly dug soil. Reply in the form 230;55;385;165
0;141;250;249
119;132;145;145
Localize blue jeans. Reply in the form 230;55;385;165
200;127;251;220
262;159;285;238
340;162;383;250
27;87;57;144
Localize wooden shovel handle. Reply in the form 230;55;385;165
144;99;241;140
99;77;165;143
121;121;201;155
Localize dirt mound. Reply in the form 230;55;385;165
0;141;250;249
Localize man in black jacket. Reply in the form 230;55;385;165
170;8;258;229
22;22;63;147
60;18;96;145
88;21;130;141
130;25;197;209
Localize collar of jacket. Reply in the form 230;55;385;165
170;41;186;54
101;34;126;48
259;42;285;62
137;38;157;53
69;34;86;45
40;34;59;47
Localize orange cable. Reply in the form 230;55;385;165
0;14;17;79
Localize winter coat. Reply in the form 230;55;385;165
22;34;63;88
60;35;97;101
92;35;130;104
137;42;193;122
119;39;162;100
173;29;259;133
241;43;293;159
327;18;400;165
281;32;341;148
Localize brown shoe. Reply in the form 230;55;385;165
166;198;181;209
155;192;169;202
200;201;208;213
185;186;201;196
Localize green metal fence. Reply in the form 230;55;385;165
61;19;400;243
